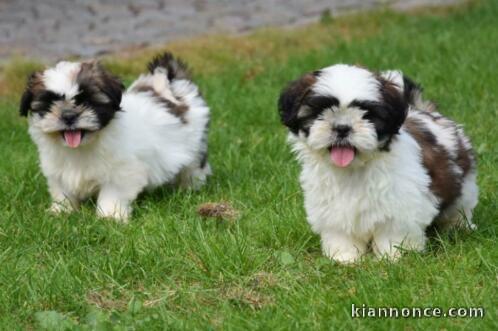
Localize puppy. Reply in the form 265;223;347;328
278;64;478;262
20;52;211;222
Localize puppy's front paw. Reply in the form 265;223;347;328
96;204;130;223
373;236;425;261
97;208;130;223
49;201;75;215
324;248;362;264
374;246;403;262
321;234;365;264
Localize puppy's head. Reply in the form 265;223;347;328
278;64;408;168
20;61;124;148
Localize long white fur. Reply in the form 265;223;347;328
288;64;477;262
29;62;210;222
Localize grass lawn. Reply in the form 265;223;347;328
0;0;496;329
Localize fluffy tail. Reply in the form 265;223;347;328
147;52;190;82
401;75;436;111
129;52;202;111
381;70;436;112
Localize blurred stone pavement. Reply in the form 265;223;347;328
0;0;461;61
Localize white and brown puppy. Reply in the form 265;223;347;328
278;64;478;262
20;52;211;222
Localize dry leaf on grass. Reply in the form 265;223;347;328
197;202;240;221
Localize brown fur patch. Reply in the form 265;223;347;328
19;72;46;116
278;73;318;133
27;72;45;93
404;117;462;212
148;52;191;80
455;134;474;177
78;61;111;87
131;83;189;123
379;77;409;128
294;74;318;100
130;83;154;94
77;61;124;102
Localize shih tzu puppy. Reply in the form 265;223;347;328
278;64;478;262
20;52;211;222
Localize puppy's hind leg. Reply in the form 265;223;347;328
440;172;478;231
177;134;211;191
177;160;211;191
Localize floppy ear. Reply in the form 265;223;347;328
19;72;42;117
381;70;428;110
401;74;422;102
379;77;409;135
278;73;317;134
100;69;125;109
78;61;125;109
19;89;33;117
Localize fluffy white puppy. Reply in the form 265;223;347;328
20;53;211;222
278;64;478;262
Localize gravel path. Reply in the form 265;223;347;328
0;0;461;61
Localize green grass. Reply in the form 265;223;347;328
0;1;497;330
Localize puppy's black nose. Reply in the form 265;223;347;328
334;125;352;138
61;112;78;125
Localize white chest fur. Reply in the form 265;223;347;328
294;131;439;237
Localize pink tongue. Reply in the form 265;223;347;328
330;146;355;167
64;130;82;148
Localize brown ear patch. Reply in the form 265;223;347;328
379;77;409;131
27;72;45;93
77;61;105;85
20;72;45;116
404;117;464;212
278;73;318;134
77;61;124;108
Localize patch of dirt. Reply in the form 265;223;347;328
86;290;129;311
197;201;240;221
222;286;274;310
250;271;278;289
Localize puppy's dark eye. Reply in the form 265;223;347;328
38;91;63;104
74;88;110;106
74;90;89;106
305;96;339;111
350;100;382;112
350;100;389;121
32;91;63;112
352;100;390;135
